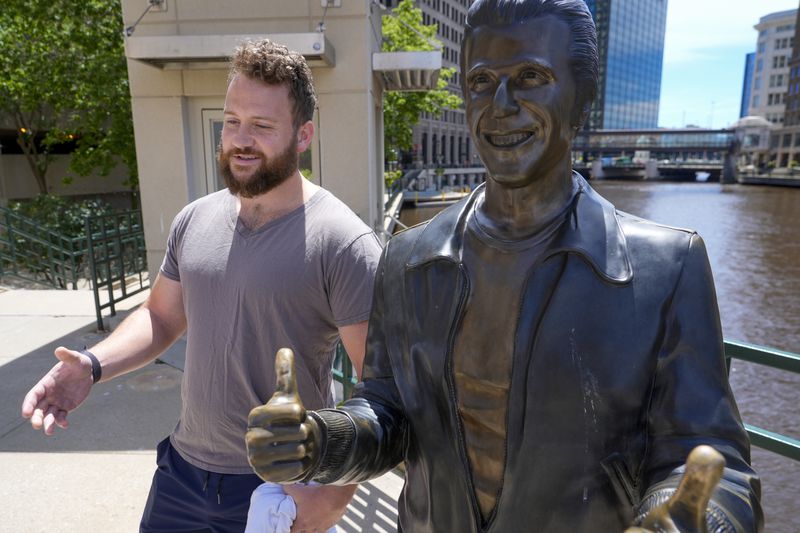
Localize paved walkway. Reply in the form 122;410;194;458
0;287;402;533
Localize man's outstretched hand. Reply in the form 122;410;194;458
626;445;726;533
21;347;94;435
246;348;322;483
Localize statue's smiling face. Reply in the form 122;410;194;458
465;16;579;188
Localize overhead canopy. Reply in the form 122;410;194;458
373;51;442;91
125;33;335;69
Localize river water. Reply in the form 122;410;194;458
400;180;799;531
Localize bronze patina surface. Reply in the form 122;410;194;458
246;1;763;531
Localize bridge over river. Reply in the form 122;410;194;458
572;128;739;181
396;128;741;187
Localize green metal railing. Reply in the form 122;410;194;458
725;340;800;462
332;342;358;401
0;207;87;289
85;210;149;330
0;206;149;329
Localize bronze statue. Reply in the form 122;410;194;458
246;1;763;531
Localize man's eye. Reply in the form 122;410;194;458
255;124;270;130
224;119;238;127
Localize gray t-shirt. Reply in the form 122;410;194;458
160;188;382;473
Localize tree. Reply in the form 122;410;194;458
381;0;462;164
0;0;136;195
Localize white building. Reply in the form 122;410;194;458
733;115;774;169
748;9;798;126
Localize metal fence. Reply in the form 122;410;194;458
332;342;358;401
0;207;87;289
0;206;149;329
725;340;800;462
85;210;150;330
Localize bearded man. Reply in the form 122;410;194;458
22;39;381;533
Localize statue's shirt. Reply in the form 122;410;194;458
452;199;565;522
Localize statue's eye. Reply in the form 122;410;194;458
469;73;492;91
519;69;551;87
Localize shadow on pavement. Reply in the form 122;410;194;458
340;475;402;533
0;318;184;453
0;289;404;532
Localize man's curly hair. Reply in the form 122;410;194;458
228;39;317;127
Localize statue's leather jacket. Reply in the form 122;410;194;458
313;176;763;532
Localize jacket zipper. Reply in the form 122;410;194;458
443;264;484;531
611;459;639;508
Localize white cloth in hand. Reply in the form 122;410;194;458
244;482;338;533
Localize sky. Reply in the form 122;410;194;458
658;0;798;128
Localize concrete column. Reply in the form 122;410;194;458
722;153;738;184
591;160;604;179
644;159;659;179
0;147;7;207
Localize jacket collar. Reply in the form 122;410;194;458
406;172;633;284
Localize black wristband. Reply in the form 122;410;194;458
80;348;102;384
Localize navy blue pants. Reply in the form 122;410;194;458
140;437;264;533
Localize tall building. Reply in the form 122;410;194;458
747;9;797;126
740;53;756;118
770;5;800;167
781;7;800;128
381;0;473;168
584;0;668;130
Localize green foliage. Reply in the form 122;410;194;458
4;195;118;288
384;169;403;189
0;0;137;193
381;0;462;154
9;194;116;240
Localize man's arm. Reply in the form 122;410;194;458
87;274;187;379
304;244;408;485
21;274;187;435
283;484;357;533
338;320;368;379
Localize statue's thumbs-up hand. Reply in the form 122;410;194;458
626;445;725;533
246;348;321;483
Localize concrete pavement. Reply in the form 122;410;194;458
0;286;402;533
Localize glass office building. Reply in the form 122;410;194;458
740;53;756;118
584;0;668;130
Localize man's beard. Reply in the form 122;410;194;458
218;137;298;198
